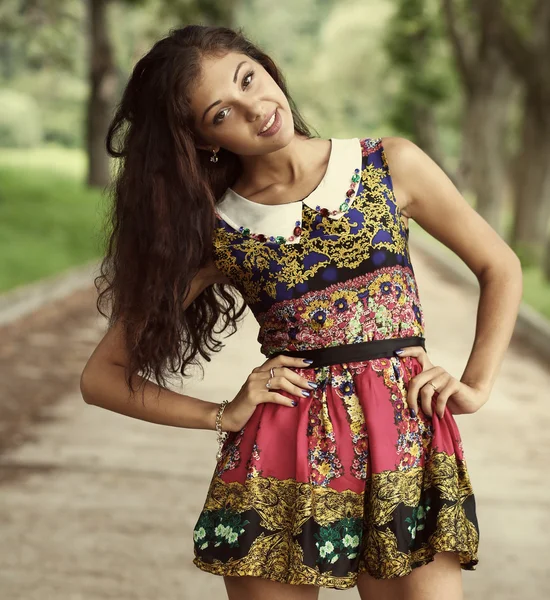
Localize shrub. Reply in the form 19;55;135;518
0;89;43;148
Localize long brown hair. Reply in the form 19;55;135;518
96;25;315;395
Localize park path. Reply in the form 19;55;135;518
1;244;549;600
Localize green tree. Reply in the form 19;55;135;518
441;0;515;235
86;0;241;189
385;0;453;176
485;0;550;268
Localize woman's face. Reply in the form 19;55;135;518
190;51;295;157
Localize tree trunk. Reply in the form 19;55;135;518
511;91;550;265
412;105;448;173
543;230;550;281
458;59;512;235
86;0;118;188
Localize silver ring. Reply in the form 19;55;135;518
429;381;438;391
266;367;275;389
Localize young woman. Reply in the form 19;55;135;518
80;24;523;600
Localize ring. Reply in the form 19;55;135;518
429;381;438;391
266;367;275;389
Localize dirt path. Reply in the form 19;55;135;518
0;246;548;600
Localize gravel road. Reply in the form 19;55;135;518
1;245;548;600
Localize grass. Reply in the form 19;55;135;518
522;267;550;320
0;145;108;293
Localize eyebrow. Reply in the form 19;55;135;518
201;60;248;123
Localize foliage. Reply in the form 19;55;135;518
235;0;395;138
0;146;107;292
385;0;459;150
0;89;42;148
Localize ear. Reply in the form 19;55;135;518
196;143;219;152
194;132;218;153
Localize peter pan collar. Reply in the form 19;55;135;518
215;137;362;244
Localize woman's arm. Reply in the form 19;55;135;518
382;136;523;415
80;261;229;431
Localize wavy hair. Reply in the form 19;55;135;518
95;25;315;395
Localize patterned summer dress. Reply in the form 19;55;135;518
192;137;479;589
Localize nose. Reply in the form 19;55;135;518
240;97;263;123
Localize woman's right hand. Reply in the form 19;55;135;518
221;355;318;433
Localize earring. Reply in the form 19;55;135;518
210;149;219;163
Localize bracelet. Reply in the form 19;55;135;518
215;399;230;461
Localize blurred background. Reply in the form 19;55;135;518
0;1;549;599
1;0;550;305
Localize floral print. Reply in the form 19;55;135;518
371;355;433;470
193;508;250;551
258;267;424;356
245;443;263;479
406;498;432;547
216;427;244;477
315;517;363;564
193;138;479;589
307;391;343;486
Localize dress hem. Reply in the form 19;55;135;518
193;548;478;590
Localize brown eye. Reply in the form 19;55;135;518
212;70;255;125
243;70;254;89
213;108;229;125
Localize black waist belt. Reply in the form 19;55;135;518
270;336;426;369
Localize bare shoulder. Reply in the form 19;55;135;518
379;136;419;218
380;136;520;280
379;135;415;158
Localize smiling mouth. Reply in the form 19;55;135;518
259;110;277;134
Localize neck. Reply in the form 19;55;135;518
235;135;329;196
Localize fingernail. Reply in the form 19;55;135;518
410;408;417;418
308;381;318;388
292;400;298;407
303;359;314;364
302;390;311;397
395;349;404;355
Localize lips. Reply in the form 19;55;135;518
258;109;277;135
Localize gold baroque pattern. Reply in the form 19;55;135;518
194;451;479;588
212;154;408;305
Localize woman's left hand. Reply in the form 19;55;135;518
395;346;490;419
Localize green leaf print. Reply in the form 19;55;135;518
348;314;363;336
194;508;250;551
405;499;432;546
314;517;362;566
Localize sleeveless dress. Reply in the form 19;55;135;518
192;137;479;589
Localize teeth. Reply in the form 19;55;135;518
261;112;276;133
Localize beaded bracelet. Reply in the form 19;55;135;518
215;399;229;461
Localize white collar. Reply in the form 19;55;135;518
215;137;361;244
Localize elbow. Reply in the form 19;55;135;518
505;249;524;292
479;248;523;287
80;366;98;405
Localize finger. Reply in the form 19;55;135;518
395;346;433;370
275;366;318;393
421;373;452;419
394;346;425;358
261;372;312;400
406;366;441;416
258;391;299;408
263;354;315;370
433;379;460;419
419;383;436;418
